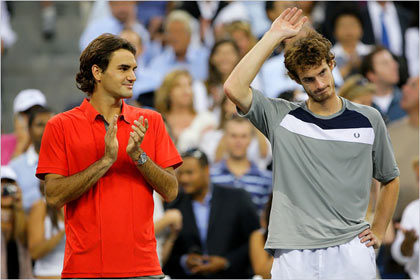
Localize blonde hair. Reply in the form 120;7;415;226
154;69;195;115
225;21;257;48
339;74;376;101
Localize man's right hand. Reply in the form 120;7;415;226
104;114;119;164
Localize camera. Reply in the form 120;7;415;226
2;184;17;197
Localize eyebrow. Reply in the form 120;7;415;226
302;67;327;80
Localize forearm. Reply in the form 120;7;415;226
29;230;65;260
371;177;400;240
45;157;113;208
135;152;178;202
224;31;281;104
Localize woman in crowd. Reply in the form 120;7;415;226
154;69;217;153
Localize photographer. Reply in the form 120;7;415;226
1;166;33;278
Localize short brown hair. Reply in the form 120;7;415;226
76;33;136;95
360;45;388;79
284;30;335;83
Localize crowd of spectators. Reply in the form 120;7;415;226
1;1;419;278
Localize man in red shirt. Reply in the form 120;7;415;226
36;33;182;278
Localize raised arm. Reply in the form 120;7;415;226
223;7;307;114
45;115;119;208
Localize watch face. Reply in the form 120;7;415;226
138;152;147;165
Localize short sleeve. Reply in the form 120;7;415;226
153;113;183;169
36;117;69;180
372;112;400;183
237;87;291;141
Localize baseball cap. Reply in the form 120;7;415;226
13;89;47;113
1;166;17;181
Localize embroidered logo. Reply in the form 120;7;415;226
354;132;361;138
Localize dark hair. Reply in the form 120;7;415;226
265;1;275;12
360;45;389;79
207;38;240;87
284;29;335;83
331;5;363;30
76;33;136;96
28;106;52;128
181;148;209;167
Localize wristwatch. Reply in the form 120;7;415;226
136;152;148;166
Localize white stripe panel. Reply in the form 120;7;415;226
280;114;375;145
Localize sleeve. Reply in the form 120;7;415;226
391;202;419;265
36;118;69;180
372;111;400;183
237;87;290;141
154;113;183;169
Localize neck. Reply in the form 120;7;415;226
375;83;394;97
307;94;342;116
89;92;123;123
408;110;419;127
192;183;209;203
342;41;357;54
34;143;41;154
175;49;187;61
226;156;250;177
168;105;193;115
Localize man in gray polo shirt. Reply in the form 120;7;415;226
224;7;400;279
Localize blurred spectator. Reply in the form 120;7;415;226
1;0;17;54
28;181;65;278
388;76;419;221
9;106;53;213
148;10;209;83
391;157;419;279
136;1;167;41
153;192;182;266
405;14;419;77
1;166;33;279
338;74;376;106
224;21;256;59
154;70;216;153
200;96;272;171
119;28;160;107
79;1;154;64
164;149;259;278
295;1;326;32
210;116;272;214
331;6;373;79
205;38;241;113
361;46;406;124
1;89;47;165
249;195;273;279
41;1;56;40
212;1;250;41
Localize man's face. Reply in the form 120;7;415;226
297;60;336;103
30;112;53;150
166;21;190;56
370;50;399;86
334;15;362;45
98;49;137;99
400;76;419;112
177;157;208;197
267;1;295;22
225;121;253;160
110;1;135;24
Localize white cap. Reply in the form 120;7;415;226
1;166;17;181
13;89;47;113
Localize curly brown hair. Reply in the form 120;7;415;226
76;33;136;96
284;29;335;83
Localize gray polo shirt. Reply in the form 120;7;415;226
239;88;399;253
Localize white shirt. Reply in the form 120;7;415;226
367;1;403;56
391;200;419;279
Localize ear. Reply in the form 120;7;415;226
92;65;103;82
365;71;375;83
329;60;336;70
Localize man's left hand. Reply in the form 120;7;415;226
359;228;381;249
127;116;148;161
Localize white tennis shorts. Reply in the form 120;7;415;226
270;236;376;279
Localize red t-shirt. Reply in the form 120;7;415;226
36;99;182;278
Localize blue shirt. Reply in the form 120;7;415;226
372;87;407;124
210;160;272;214
148;44;209;83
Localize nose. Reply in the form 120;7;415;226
315;78;325;90
128;70;136;82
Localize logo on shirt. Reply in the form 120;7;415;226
354;132;361;138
